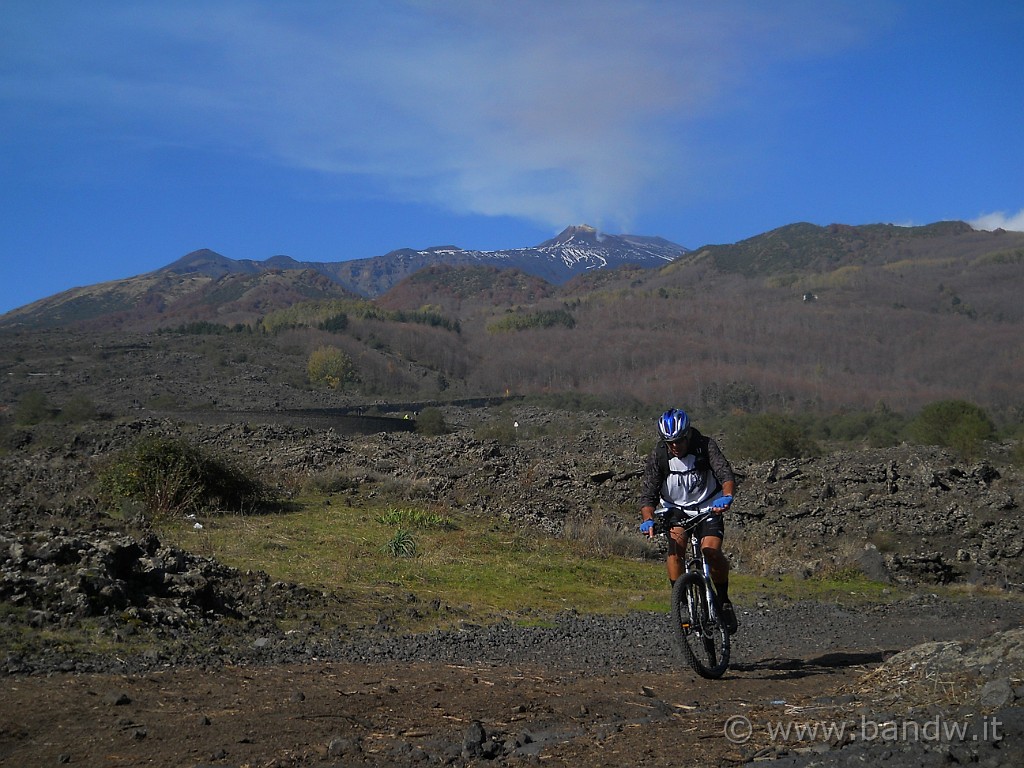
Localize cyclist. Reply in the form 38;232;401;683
639;408;739;634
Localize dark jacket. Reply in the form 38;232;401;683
638;428;735;509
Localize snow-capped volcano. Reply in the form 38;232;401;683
279;225;688;296
533;225;687;270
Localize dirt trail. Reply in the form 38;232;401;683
4;592;1021;767
1;653;870;767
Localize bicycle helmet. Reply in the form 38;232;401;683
657;408;690;441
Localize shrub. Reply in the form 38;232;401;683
817;404;906;447
415;407;448;436
302;468;361;494
159;321;233;335
14;389;52;426
96;436;271;518
730;413;819;460
307;345;357;389
700;380;763;415
0;415;16;453
562;516;658;560
59;393;98;423
1013;440;1024;469
473;418;519;444
907;400;994;458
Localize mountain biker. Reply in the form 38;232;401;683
639;408;739;634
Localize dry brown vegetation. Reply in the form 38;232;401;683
3;222;1023;428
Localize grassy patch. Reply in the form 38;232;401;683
155;497;930;633
0;604;160;661
377;506;456;530
159;498;668;628
732;571;906;604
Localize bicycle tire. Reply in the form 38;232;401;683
671;572;730;679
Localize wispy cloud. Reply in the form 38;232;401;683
1;0;883;229
970;209;1024;232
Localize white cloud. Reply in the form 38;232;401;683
969;209;1024;232
1;0;884;229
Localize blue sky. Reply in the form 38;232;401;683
2;0;1022;315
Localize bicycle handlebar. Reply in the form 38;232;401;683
653;503;718;531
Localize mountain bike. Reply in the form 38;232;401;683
653;503;731;679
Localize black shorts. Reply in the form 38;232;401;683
669;512;725;545
695;513;725;540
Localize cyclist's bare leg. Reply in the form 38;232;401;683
666;527;688;583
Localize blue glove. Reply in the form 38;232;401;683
639;519;654;533
711;495;733;510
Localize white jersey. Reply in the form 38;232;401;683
660;454;717;508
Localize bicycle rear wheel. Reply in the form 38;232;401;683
671;572;730;679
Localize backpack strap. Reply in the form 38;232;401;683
657;439;669;478
691;429;710;473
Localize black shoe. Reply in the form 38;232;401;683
720;601;738;634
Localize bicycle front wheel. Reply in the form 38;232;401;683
671;572;730;679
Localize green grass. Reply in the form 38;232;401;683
731;571;906;604
8;495;1008;663
159;497;669;628
156;496;936;633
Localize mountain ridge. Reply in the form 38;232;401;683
3;220;1023;335
153;225;687;299
0;224;686;328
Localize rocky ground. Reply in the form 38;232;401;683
1;407;1022;767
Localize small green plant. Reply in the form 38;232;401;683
378;507;456;530
382;529;418;558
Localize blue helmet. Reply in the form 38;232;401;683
657;408;690;441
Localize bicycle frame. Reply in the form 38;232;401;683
656;506;720;602
654;505;715;570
